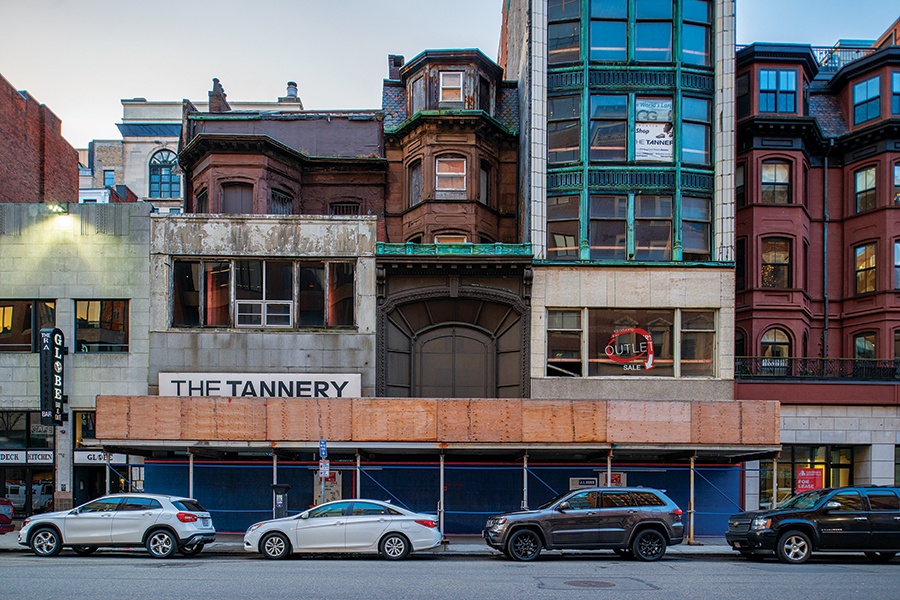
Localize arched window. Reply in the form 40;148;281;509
149;150;180;198
761;328;791;375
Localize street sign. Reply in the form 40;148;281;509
319;439;327;459
318;459;330;478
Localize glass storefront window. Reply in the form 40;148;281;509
759;445;854;507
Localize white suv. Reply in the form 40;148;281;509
18;493;216;558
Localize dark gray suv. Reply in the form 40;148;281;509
483;487;684;561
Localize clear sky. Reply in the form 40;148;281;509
0;1;897;149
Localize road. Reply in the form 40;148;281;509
1;552;897;600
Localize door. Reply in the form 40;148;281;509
63;497;122;544
111;497;164;544
816;491;871;549
596;491;641;546
416;327;494;398
546;491;601;548
293;501;351;551
863;490;900;550
343;501;392;550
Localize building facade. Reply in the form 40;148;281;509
734;20;900;506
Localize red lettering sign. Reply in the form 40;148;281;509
795;468;824;492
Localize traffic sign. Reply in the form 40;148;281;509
319;439;327;459
318;459;330;478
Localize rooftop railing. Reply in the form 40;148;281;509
735;357;899;381
736;45;876;72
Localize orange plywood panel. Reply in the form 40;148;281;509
572;400;608;443
267;398;353;441
211;397;267;440
740;401;781;445
522;400;574;443
469;399;522;443
352;399;437;442
607;400;692;444
182;397;217;440
95;396;129;438
437;399;473;442
692;402;742;444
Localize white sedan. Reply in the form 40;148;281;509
243;499;442;560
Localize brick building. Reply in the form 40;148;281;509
0;73;77;205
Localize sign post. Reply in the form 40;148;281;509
318;440;328;505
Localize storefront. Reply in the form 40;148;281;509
0;411;55;516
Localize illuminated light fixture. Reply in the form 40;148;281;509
45;202;68;215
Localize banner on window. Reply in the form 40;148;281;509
634;122;674;161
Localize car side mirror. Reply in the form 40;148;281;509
823;501;841;511
558;501;572;512
299;511;309;519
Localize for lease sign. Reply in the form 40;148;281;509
159;373;361;398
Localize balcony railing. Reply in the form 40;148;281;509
735;45;876;73
735;357;899;380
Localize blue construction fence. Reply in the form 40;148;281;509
143;459;745;535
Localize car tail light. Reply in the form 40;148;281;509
672;509;683;516
177;512;199;523
415;519;438;528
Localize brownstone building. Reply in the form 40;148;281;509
0;73;77;205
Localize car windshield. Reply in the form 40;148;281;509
777;490;829;510
537;491;574;510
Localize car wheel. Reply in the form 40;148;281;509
632;529;667;561
72;546;98;556
379;533;410;560
740;551;765;562
506;529;542;562
178;543;205;557
30;527;62;557
864;551;896;563
146;529;177;559
776;530;811;564
260;532;291;560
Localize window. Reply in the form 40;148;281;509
548;95;581;163
855;243;876;294
634;97;673;162
588;308;677;377
895;164;900;205
588;195;627;259
681;0;711;67
761;161;791;204
590;0;627;61
270;189;292;215
439;72;462;103
634;0;672;62
409;161;423;207
868;490;900;510
589;95;627;161
148;150;180;198
172;259;355;329
103;170;115;187
762;238;791;288
855;166;876;213
0;300;55;352
682;97;711;165
680;310;715;376
330;202;360;215
479;163;491;205
195;189;208;213
761;328;791;374
235;260;293;327
853;75;880;125
548;0;581;64
434;234;468;244
893;72;900;115
735;164;746;208
634;195;672;260
547;310;582;376
736;239;746;290
223;183;253;214
682;197;711;261
547;195;581;260
736;73;750;118
759;69;797;113
735;329;746;357
478;77;492;114
435;157;466;197
410;76;425;114
75;300;129;353
854;332;876;359
894;241;900;289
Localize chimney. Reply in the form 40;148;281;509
278;81;304;108
208;78;231;113
388;54;405;79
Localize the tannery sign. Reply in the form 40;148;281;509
159;373;361;398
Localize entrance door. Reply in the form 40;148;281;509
416;327;494;398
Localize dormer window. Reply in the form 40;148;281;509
411;76;426;114
853;75;881;125
440;72;463;103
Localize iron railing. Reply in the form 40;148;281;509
735;357;900;380
736;45;876;73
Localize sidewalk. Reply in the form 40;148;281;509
0;524;733;556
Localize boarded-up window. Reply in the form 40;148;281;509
222;183;253;214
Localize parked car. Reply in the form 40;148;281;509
17;493;216;558
726;486;900;563
483;487;684;561
243;499;442;560
0;497;14;534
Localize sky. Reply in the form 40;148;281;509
0;0;897;149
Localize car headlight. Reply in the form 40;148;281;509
751;517;771;530
490;517;508;530
246;523;262;534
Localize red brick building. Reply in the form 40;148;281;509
0;73;77;204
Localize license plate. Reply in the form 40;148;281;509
202;518;210;527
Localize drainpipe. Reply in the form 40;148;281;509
822;138;834;358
